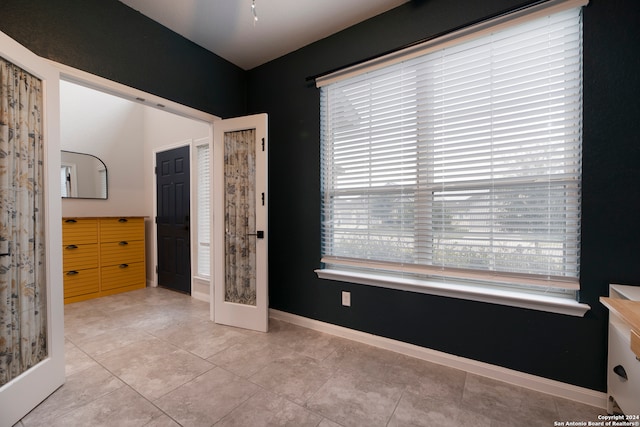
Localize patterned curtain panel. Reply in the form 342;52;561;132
224;129;257;306
0;56;47;386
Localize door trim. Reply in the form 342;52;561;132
51;61;219;124
47;61;220;293
190;136;212;302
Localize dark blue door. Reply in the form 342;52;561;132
156;146;191;294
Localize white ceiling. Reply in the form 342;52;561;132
119;0;408;70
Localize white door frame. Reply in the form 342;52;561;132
0;31;64;427
50;61;220;296
190;136;213;302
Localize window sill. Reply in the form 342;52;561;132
315;268;590;317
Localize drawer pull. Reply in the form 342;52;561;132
119;241;129;246
66;245;78;250
118;218;128;223
613;364;628;381
65;219;77;223
66;270;79;276
119;264;129;269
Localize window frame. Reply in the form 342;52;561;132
315;0;590;317
194;139;211;279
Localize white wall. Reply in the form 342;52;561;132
60;81;210;287
142;106;210;220
60;80;146;217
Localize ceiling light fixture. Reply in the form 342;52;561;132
251;0;258;23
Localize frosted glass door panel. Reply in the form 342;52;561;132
224;129;257;306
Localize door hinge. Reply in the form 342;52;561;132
261;192;265;206
155;265;158;274
155;216;157;224
261;138;265;152
154;166;157;174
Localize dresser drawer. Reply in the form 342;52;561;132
100;262;145;291
62;218;98;245
62;216;146;302
100;240;145;266
63;268;99;299
608;322;640;415
99;217;145;242
63;244;98;271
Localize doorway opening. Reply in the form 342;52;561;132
58;64;217;302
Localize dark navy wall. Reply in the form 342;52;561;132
247;0;640;392
0;0;246;118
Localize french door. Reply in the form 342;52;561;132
212;114;268;332
0;32;65;427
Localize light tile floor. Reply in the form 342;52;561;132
16;287;605;426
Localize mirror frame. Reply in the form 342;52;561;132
61;150;108;199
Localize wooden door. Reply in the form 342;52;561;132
156;145;191;294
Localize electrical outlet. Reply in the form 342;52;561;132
342;291;351;307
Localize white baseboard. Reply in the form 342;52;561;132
269;309;607;409
191;290;209;303
147;280;208;302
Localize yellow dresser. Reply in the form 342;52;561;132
63;217;146;303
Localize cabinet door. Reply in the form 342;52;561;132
63;244;98;271
64;269;100;299
62;218;98;245
99;217;144;242
101;263;145;291
608;322;640;415
100;240;145;266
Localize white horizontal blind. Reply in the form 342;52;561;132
320;7;583;289
197;144;211;277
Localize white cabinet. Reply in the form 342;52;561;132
602;284;640;415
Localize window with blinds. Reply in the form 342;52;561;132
319;5;583;294
197;143;211;277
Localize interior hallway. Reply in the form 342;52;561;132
17;287;604;426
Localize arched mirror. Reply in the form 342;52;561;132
60;150;108;199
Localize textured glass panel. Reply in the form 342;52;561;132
0;56;48;385
224;129;257;305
